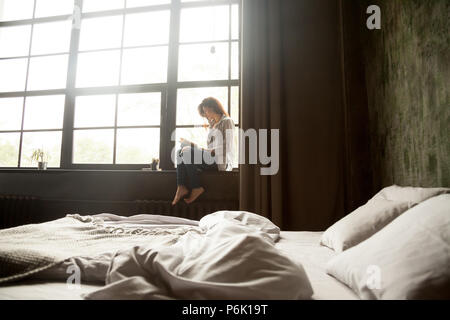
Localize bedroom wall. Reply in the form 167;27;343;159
0;170;239;227
358;0;449;190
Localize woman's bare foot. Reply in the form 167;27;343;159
184;187;205;204
172;185;189;206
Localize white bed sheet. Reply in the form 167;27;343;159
275;231;358;300
0;231;357;300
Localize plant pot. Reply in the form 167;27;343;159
38;162;48;170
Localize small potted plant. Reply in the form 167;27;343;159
31;148;49;170
150;158;160;170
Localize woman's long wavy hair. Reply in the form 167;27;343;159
198;97;229;119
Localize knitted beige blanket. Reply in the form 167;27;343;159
0;214;199;284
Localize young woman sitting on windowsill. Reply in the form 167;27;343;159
172;97;235;205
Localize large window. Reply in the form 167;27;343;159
0;0;240;170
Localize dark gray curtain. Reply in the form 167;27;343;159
240;0;355;231
239;0;285;228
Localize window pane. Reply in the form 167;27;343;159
0;97;23;130
121;47;168;85
180;6;229;43
82;0;124;13
178;42;228;81
230;86;239;124
176;87;228;125
74;95;116;128
231;41;239;79
118;92;161;126
175;127;208;152
27;54;69;90
0;58;27;92
116;128;159;164
35;0;74;18
21;131;62;167
0;25;31;58
79;15;123;51
76;50;121;87
73;129;114;164
127;0;170;7
0;132;20;167
231;4;239;40
31;20;72;55
23;95;65;130
0;0;34;22
123;11;170;47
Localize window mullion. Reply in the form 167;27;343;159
113;3;127;165
161;0;181;170
16;0;37;168
61;0;83;169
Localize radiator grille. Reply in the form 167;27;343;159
0;195;238;228
135;200;239;221
0;195;39;229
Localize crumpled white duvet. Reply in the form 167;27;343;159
79;211;313;300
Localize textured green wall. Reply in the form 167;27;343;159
360;0;449;189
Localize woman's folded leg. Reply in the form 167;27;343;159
183;150;218;204
172;155;190;205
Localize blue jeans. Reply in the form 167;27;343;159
176;146;218;189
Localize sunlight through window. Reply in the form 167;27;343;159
0;0;241;169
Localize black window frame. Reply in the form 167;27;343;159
0;0;241;171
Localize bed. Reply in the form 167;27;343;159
0;232;358;300
0;214;357;300
1;187;448;300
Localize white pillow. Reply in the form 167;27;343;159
326;194;450;299
372;185;449;203
320;198;411;252
320;185;449;252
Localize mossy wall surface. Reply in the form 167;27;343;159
360;0;449;189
